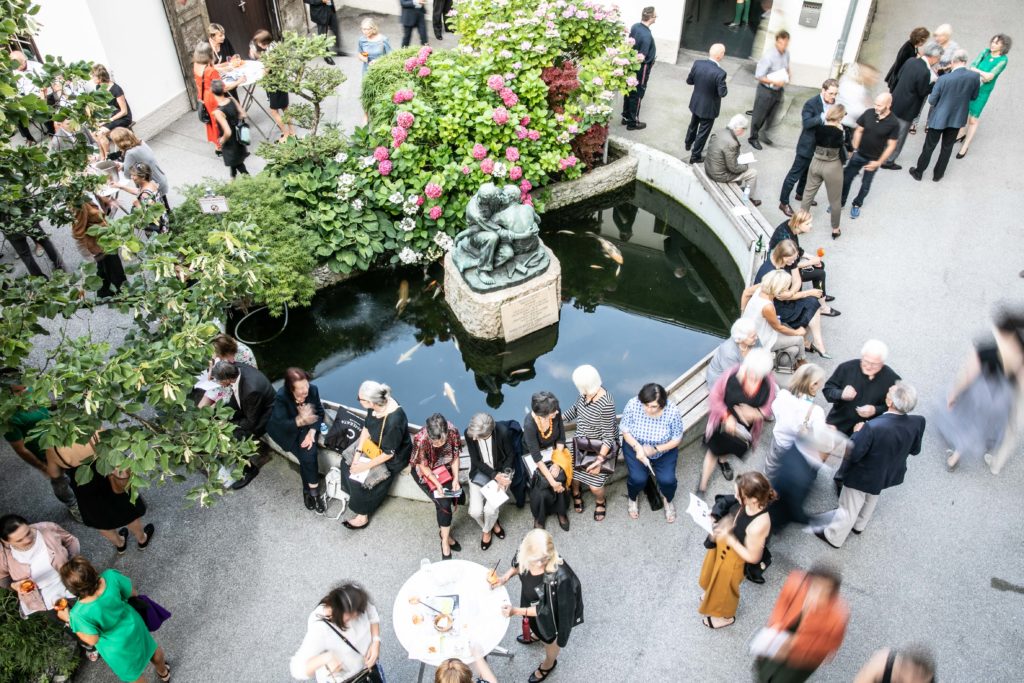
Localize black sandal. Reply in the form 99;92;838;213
593;501;607;522
528;660;558;683
492;522;505;539
116;528;129;555
572;492;584;514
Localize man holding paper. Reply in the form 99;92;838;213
748;31;791;150
465;413;517;551
705;114;762;206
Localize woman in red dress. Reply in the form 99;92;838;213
191;42;244;153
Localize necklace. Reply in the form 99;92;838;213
533;413;553;440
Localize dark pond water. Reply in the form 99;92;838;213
236;182;741;421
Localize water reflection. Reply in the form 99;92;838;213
237;183;741;417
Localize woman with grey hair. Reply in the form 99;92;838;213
465;413;516;550
410;413;464;559
701;349;777;492
563;365;618;522
524;391;570;531
340;381;412;530
706;319;762;390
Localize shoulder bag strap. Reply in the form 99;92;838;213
319;617;364;657
376;411;388;450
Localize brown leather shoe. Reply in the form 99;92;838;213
779;203;794;217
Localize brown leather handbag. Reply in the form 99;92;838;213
572;437;617;475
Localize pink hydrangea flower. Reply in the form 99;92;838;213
500;88;519;107
487;74;505;91
378;159;393;175
480;158;495;174
509;166;523;181
418;45;432;60
515;126;528;140
471;143;488;160
418;66;431;78
592;77;604;86
520;179;533;192
520;115;531;126
626;76;638;87
568;124;579;135
558;155;579;171
415;195;424;206
424;182;443;199
396;111;415;129
492;107;510;125
461;165;471;175
428;206;443;220
391;126;408;146
527;129;541;141
373;146;390;162
505;146;520;162
522;193;534;206
392;89;415;104
404;57;418;72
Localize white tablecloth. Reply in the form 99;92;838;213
221;59;264;86
392;559;510;666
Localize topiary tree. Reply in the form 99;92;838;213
257;32;346;134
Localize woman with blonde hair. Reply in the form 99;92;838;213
207;22;236;66
801;104;847;239
563;364;618;522
698;471;774;629
109;128;169;204
769;209;831;301
492;529;584;683
357;18;392;74
434;653;497;683
90;64;132;160
767;363;829;478
741;271;809;368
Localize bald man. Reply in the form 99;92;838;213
684;43;728;163
840;93;899;218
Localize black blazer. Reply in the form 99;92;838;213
465;422;517;481
795;95;826;159
687;58;728;119
304;0;336;26
891;57;933;121
227;364;276;440
399;0;426;27
266;384;325;457
885;40;917;91
835;412;926;495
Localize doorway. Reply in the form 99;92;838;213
681;0;772;59
205;0;274;57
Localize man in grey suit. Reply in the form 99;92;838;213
704;114;761;206
910;49;980;182
685;43;728;164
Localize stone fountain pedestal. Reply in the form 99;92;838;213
443;247;561;342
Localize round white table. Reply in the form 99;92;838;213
393;559;512;680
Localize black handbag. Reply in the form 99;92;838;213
324;407;365;452
197;68;211;124
643;472;664;511
572;436;617;475
319;618;385;683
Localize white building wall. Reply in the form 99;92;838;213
33;0;189;137
762;0;873;87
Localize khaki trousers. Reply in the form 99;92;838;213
823;485;879;547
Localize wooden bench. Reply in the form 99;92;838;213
692;163;774;262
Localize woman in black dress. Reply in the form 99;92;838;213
769;209;831;301
45;434;153;553
523;391;570;531
267;367;326;513
493;529;584;683
90;64;132;161
340;381;412;530
210;80;249;178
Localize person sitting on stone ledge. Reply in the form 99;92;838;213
706;318;763;391
705;114;761;206
410;413;464;560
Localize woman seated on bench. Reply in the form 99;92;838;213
754;240;840;318
769;209;833;303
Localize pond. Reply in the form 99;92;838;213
236;182;742;420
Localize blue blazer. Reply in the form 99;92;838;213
687;59;728;119
795;95;826;159
927;67;981;129
835;412;926;496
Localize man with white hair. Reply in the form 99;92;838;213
815;382;926;548
822;340;901;435
706;318;761;390
685;43;728;164
704;115;761;206
910;48;979;182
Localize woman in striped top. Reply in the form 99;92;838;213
564;365;618;522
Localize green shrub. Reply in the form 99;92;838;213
360;46;424;125
0;590;79;683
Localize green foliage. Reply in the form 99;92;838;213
257;32;346;134
0;589;79;683
257;123;347;170
360;46;423;124
171;174;318;313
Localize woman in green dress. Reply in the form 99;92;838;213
58;556;170;682
958;34;1011;158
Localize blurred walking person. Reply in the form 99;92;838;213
304;0;346;63
854;645;937;683
290;582;383;682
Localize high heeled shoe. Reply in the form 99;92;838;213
831;229;841;240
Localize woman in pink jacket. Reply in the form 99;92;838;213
0;514;79;616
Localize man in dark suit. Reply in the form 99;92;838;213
432;0;453;41
815;382;926;548
399;0;428;48
685;43;728;164
212;361;276;489
304;0;346;64
778;79;838;217
883;42;942;170
910;49;979;182
622;6;657;131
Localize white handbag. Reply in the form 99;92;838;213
323;466;349;520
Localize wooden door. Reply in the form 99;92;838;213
205;0;274;56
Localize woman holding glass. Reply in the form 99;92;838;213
563;365;618;522
465;413;516;550
357;18;393;73
620;383;684;523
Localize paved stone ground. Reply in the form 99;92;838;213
3;2;1024;681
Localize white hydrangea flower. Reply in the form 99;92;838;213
433;232;455;251
351;198;363;212
399;217;416;232
388;192;404;205
492;161;508;178
334;152;349;164
360;155;376;167
398;247;420;264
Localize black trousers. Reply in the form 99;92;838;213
779;154;811;204
432;0;453;38
229;163;249;178
5;231;64;277
415;476;456;527
622;62;653;125
401;16;428;47
914;126;958;180
96;253;127;297
749;85;783;141
841;151;878;207
685;115;715;161
529;479;567;525
314;11;343;55
799;264;826;296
